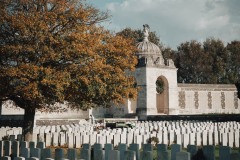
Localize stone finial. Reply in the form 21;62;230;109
143;24;150;41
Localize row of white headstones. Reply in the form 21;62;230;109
0;121;239;148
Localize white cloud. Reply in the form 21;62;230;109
91;0;240;49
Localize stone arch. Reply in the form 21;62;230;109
156;76;169;114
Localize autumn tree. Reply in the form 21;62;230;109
0;0;138;140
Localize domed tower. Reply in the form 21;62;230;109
134;24;179;120
136;24;165;67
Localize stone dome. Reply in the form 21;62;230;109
136;40;162;55
136;24;164;66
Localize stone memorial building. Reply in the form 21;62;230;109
0;25;239;120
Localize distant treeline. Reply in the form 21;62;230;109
118;28;240;84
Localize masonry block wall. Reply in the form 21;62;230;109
178;84;240;114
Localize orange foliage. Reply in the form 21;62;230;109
0;0;138;111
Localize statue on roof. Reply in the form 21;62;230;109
143;24;150;41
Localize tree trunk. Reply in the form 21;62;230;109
23;108;36;141
0;101;2;115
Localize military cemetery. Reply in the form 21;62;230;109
0;0;240;160
0;120;240;159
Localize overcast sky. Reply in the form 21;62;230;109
88;0;240;49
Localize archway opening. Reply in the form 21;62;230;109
156;76;169;114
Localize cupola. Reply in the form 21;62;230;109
136;24;165;67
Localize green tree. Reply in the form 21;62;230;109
117;27;177;63
161;47;177;63
0;0;138;140
203;38;228;83
226;40;240;83
176;40;206;83
117;27;164;50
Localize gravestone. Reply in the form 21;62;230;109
41;148;52;160
59;132;66;146
208;131;213;145
127;132;134;146
202;131;208;146
30;148;41;159
157;144;167;152
67;148;77;160
203;145;215;160
97;134;106;147
143;144;153;152
143;134;150;144
106;134;113;144
196;132;201;146
52;132;59;146
55;148;64;160
124;150;136;160
169;131;175;145
29;141;36;149
1;156;11;160
183;134;189;148
0;141;4;157
82;134;90;144
114;133;121;147
4;141;12;156
176;134;182;145
38;133;44;142
176;151;190;160
171;144;182;160
121;133;127;144
134;135;142;149
158;151;171;160
163;132;168;145
45;133;51;147
80;149;90;160
118;144;127;160
67;133;74;148
82;143;91;150
90;133;97;145
20;148;30;159
157;132;163;144
221;133;228;146
189;133;196;145
228;132;234;147
36;142;45;149
104;144;113;160
108;150;120;160
234;131;239;147
12;141;20;158
219;146;231;160
94;149;104;160
214;131;219;145
75;134;81;148
129;144;140;160
9;135;16;141
230;153;240;160
141;151;153;160
32;133;38;143
187;145;197;159
20;141;28;149
94;144;103;160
